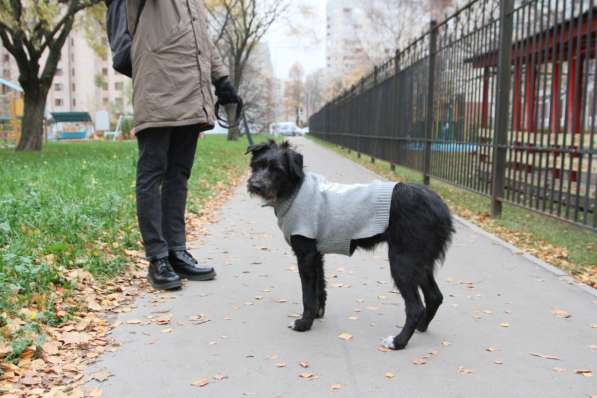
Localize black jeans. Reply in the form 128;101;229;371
136;125;200;260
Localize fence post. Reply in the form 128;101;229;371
491;0;514;218
423;20;438;186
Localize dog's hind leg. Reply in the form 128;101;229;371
383;254;425;350
417;270;443;332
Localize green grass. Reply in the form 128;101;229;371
0;135;260;343
308;136;597;284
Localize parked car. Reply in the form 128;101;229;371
273;122;300;137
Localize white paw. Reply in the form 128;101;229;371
288;320;296;329
382;336;396;350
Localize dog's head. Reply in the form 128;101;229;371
246;140;304;204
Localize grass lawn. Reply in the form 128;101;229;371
0;135;259;354
308;136;597;287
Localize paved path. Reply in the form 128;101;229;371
87;138;596;398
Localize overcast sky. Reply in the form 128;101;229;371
265;0;327;80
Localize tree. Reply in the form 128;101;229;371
304;69;325;120
206;0;289;140
239;42;276;134
283;63;305;126
0;0;104;151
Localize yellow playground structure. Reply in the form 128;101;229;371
0;78;24;145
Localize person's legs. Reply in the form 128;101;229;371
161;124;216;281
161;125;200;251
136;127;172;260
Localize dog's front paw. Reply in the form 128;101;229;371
289;318;313;332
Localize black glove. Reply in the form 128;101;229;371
214;77;241;105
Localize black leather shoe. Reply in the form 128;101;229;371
169;250;216;281
147;258;182;290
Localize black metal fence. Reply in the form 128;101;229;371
310;0;597;231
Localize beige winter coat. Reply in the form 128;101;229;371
127;0;228;132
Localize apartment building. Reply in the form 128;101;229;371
0;30;131;122
325;0;395;87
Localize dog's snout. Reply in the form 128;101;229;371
248;179;265;193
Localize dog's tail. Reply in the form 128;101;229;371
390;183;455;269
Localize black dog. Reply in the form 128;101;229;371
247;140;454;350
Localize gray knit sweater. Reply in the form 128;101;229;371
274;172;397;256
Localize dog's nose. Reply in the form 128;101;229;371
248;181;264;194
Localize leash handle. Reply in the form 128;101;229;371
215;99;254;147
215;99;243;129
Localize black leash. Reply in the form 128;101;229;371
215;100;254;147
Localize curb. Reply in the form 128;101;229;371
302;137;597;299
453;216;597;299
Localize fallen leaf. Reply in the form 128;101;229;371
299;372;316;380
153;314;173;325
486;347;497;352
494;360;504;365
213;374;228;381
553;367;566;373
575;369;592;377
338;332;353;341
551;309;571;319
60;332;92;346
378;346;392;353
384;372;395;379
161;328;174;334
591;323;597;328
457;366;473;375
412;357;427;365
276;362;287;368
331;384;343;391
499;322;510;328
276;299;288;303
86;388;103;398
299;361;309;368
191;378;210;387
441;341;451;347
348;316;359;321
90;368;112;382
126;319;143;325
529;353;560;360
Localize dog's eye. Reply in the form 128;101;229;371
269;164;284;173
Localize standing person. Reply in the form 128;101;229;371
127;0;242;290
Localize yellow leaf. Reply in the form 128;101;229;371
86;388;103;398
384;372;395;379
551;309;571;319
338;332;353;341
191;378;210;387
575;369;592;377
529;353;560;360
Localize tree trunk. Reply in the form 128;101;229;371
226;105;241;141
16;84;47;152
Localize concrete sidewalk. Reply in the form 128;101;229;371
86;137;596;398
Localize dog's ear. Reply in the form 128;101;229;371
279;141;291;150
245;140;277;156
286;150;304;181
